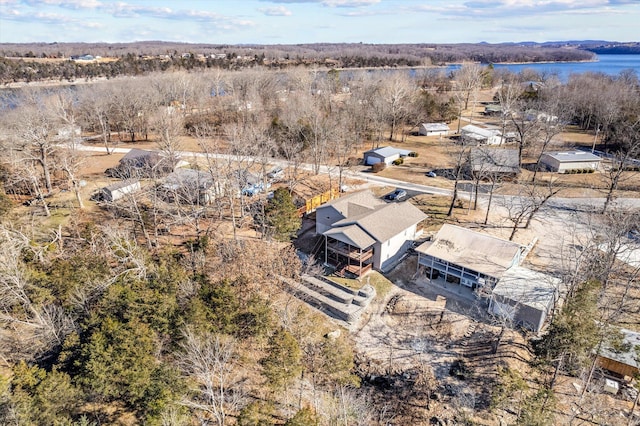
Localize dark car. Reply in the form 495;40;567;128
385;189;407;201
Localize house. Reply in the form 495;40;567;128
317;190;426;276
489;267;560;332
98;180;141;202
161;168;218;205
415;224;559;332
363;146;413;166
540;151;601;173
468;147;520;178
107;149;174;179
460;124;503;145
419;123;450;137
597;327;640;380
415;224;525;289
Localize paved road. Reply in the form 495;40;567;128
78;143;640;210
77;143;456;197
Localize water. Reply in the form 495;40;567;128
490;54;640;81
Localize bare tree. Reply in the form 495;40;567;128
447;144;470;217
600;119;640;214
178;328;245;426
54;88;87;209
504;179;561;241
77;82;115;154
10;88;60;193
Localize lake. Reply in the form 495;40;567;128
490;54;640;81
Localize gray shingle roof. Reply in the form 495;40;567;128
324;224;376;249
321;190;427;246
469;147;520;174
333;202;427;243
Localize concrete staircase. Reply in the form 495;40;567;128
281;274;376;323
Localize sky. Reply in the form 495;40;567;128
0;0;638;45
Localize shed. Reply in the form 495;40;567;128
419;123;450;137
363;146;412;166
597;327;640;380
540;151;601;173
100;180;141;202
489;267;560;332
460;125;503;145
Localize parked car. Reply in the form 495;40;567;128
267;166;284;180
385;189;407;201
426;171;437;178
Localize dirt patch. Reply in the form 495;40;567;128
349;254;539;424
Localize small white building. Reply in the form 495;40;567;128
419;123;450;137
100;180;141;202
363;146;413;166
460;124;503;145
540;151;601;173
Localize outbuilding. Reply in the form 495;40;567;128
460;125;503;145
419;123;450;137
363;146;412;166
540;150;601;173
99;180;141;202
597;327;640;381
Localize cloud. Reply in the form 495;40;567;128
22;0;103;9
259;5;292;16
408;0;635;18
262;0;380;7
96;3;255;28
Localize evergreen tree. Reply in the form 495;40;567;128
261;327;302;391
264;188;301;242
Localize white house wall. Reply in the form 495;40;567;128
377;224;418;271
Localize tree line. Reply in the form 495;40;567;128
0;41;598;85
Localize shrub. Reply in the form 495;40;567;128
392;158;404;165
371;162;386;173
408;151;418;157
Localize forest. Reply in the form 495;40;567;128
0;59;639;425
0;41;603;86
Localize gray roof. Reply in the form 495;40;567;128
324;224;376;249
364;146;412;158
104;179;140;192
470;147;520;174
332;202;427;243
318;190;385;219
415;224;523;279
461;124;501;139
421;123;450;132
121;148;160;162
163;168;214;190
492;266;559;312
542;150;601;163
321;190;427;247
599;327;640;370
